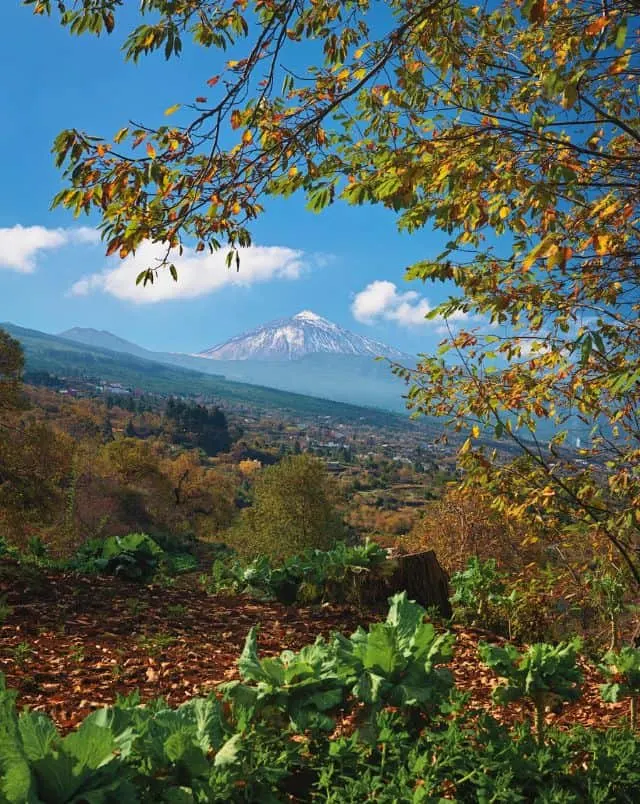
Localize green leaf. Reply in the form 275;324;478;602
214;733;242;767
17;713;57;762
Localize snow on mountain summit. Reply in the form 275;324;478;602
197;311;407;362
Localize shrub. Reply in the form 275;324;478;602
72;532;165;581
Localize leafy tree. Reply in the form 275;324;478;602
0;329;24;414
0;331;75;549
231;453;345;559
165;399;231;456
29;1;640;580
101;415;115;443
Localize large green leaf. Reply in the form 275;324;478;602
386;592;427;645
18;713;58;762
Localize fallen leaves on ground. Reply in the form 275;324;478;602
0;560;627;732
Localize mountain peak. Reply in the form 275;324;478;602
198;311;406;362
294;310;325;322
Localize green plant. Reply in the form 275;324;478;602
124;596;149;617
451;557;511;629
586;564;628;650
69;644;85;665
600;647;640;730
137;631;176;657
73;532;166;582
479;638;583;745
335;592;455;733
206;540;391;606
26;535;48;560
221;628;344;733
0;675;135;803
165;603;187;618
12;641;34;669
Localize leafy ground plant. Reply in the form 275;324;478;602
0;675;135;803
221;628;345;733
600;647;640;729
334;592;455;734
479;638;583;745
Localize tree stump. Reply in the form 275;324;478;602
357;550;452;618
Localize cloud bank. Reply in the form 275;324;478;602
69;241;311;303
0;225;100;273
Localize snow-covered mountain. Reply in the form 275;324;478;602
198;310;407;362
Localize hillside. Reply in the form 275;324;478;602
3;322;419;428
56;318;414;412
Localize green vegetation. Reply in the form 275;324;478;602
2;594;640;801
4;322;412;426
479;639;583;746
202;540;390;605
600;648;640;730
228;454;346;560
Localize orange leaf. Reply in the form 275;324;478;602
585;17;608;36
146;143;156;159
207;75;220;87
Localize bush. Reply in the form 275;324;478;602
201;540;390;605
71;532;166;581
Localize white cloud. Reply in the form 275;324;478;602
0;224;100;273
69;240;311;303
352;280;471;329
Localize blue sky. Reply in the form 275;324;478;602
0;3;458;355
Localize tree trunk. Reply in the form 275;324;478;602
357;550;452;618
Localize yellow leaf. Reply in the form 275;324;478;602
593;233;612;255
288;166;298;177
459;437;472;455
146;143;156;159
499;206;510;219
242;130;253;145
471;425;480;438
164;103;181;116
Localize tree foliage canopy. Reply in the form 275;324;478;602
28;0;640;580
233;453;345;559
